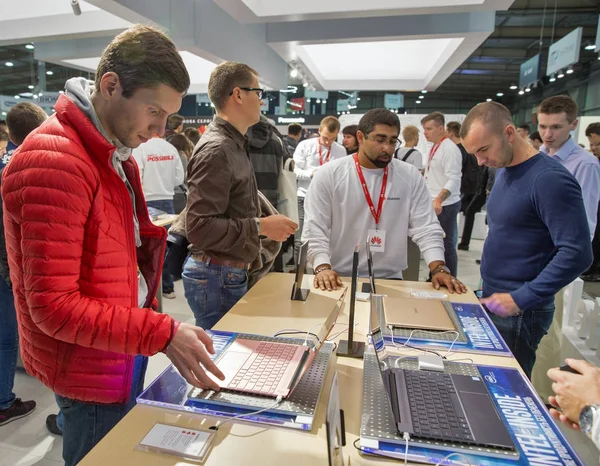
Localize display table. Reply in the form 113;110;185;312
79;273;522;466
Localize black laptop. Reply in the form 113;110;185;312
368;294;516;452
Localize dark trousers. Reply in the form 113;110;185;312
459;193;487;248
437;200;461;277
488;303;555;379
589;206;600;274
57;355;147;466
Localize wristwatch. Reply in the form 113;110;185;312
579;404;600;437
431;264;451;276
254;217;261;235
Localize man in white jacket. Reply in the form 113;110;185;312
303;108;466;294
133;136;185;214
292;116;346;264
133;136;184;298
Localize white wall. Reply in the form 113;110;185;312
339;113;466;166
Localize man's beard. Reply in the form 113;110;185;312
367;151;392;168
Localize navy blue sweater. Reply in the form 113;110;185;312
482;154;592;311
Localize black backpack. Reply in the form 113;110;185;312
394;148;417;162
460;146;481;195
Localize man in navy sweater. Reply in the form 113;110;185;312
461;102;592;378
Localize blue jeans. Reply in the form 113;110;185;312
0;279;18;410
56;355;147;466
437;200;461;277
182;256;249;329
489;302;555;379
146;200;175;293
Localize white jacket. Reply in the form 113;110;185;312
303;156;445;278
293;138;346;198
132;138;185;201
424;138;462;206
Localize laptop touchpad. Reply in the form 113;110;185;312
460;393;514;449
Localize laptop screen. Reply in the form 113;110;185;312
369;293;389;366
315;288;348;350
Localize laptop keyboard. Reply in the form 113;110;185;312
228;342;299;395
404;370;474;443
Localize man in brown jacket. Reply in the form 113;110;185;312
185;62;297;329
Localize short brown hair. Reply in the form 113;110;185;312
96;25;190;98
320;116;340;133
6;102;47;145
288;123;303;136
402;125;419;142
539;95;578;123
586;123;600;138
421;111;445;127
168;133;194;157
342;124;358;138
460;102;514;139
446;121;461;138
0;130;8;143
183;127;201;146
167;114;184;131
208;62;258;111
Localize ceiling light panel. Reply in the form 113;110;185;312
300;38;462;81
241;0;485;17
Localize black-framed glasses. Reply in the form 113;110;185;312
229;87;265;99
364;134;399;147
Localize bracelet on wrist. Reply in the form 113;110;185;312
315;265;331;274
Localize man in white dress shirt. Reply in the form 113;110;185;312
303;108;466;294
293;116;346;262
422;112;462;277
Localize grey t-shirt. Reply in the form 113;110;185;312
395;147;424;170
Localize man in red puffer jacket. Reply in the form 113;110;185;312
1;25;224;466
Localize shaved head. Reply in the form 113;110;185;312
460;102;514;140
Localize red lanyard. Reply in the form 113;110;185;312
427;137;446;172
318;144;332;166
353;153;388;226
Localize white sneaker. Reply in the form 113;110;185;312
163;291;176;299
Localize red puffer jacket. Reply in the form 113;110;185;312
2;95;175;404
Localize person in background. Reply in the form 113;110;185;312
461;102;591;378
184;62;297;330
0;131;8;160
0;102;47;427
1;25;226;466
303;108;466;294
0;120;6;133
422;112;462;277
248;114;288;209
517;124;530;140
342;124;359;155
394;125;423;170
183;126;201;147
168;133;194;214
547;359;600;452
133;135;184;299
284;122;303;155
293;116;345;264
529;131;543;151
447;121;481;214
165;113;184;139
538;95;600;238
586;123;600;159
583;122;600;282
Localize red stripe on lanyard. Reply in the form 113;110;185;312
353;153;388;226
319;144;332;166
426;136;447;173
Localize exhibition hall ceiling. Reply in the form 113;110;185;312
0;0;598;105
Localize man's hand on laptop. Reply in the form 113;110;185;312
480;293;520;317
432;272;467;294
314;265;343;291
260;215;298;242
166;323;225;391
